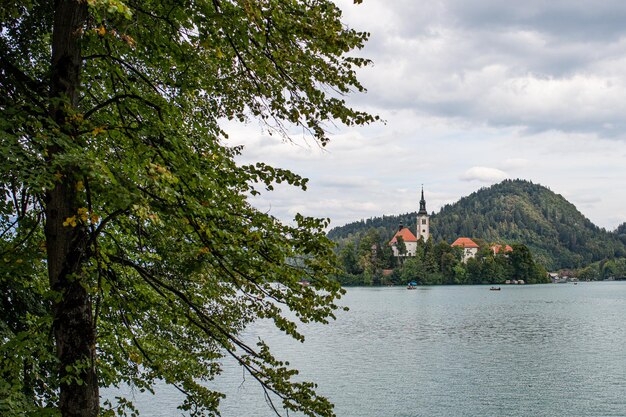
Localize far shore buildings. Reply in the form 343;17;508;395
389;188;512;262
491;244;513;255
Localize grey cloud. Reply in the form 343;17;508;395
340;0;626;137
448;0;626;41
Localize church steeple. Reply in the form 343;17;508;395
416;186;430;241
418;186;428;215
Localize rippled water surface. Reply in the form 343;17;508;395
109;282;626;416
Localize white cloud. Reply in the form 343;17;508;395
461;167;509;183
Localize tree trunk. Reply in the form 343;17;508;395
46;1;98;416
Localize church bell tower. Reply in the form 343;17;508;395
416;186;430;241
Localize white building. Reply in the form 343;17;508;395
389;225;418;257
451;237;480;262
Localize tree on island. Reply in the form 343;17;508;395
395;235;408;260
0;1;376;416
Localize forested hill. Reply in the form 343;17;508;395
327;179;626;270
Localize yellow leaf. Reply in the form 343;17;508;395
78;207;89;222
92;126;106;136
121;34;136;47
129;352;142;364
63;216;77;227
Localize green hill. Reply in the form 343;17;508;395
327;179;626;270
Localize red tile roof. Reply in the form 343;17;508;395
491;244;513;254
451;237;479;248
390;227;417;244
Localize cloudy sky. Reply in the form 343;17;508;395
233;0;626;231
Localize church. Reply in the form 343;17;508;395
389;188;430;257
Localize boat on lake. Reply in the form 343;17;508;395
407;281;417;289
490;287;501;291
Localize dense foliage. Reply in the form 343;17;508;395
329;179;626;270
0;1;375;416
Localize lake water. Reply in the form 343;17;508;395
108;282;626;416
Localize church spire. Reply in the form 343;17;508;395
416;185;430;241
418;185;427;215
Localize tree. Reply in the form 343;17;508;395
509;243;548;283
380;243;396;270
423;238;437;274
479;255;503;284
339;242;361;276
440;252;457;284
465;258;482;285
395;235;407;259
1;1;375;416
399;257;425;284
577;265;599;281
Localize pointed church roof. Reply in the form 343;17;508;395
390;227;417;244
418;186;428;215
451;237;479;248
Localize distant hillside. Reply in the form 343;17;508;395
327;179;626;270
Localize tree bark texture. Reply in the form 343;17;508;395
46;1;98;416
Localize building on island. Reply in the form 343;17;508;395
490;244;513;255
451;237;479;262
389;187;430;257
389;225;417;257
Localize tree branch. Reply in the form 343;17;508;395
83;94;163;120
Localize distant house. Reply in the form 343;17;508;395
548;272;560;283
490;244;513;255
451;237;480;262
